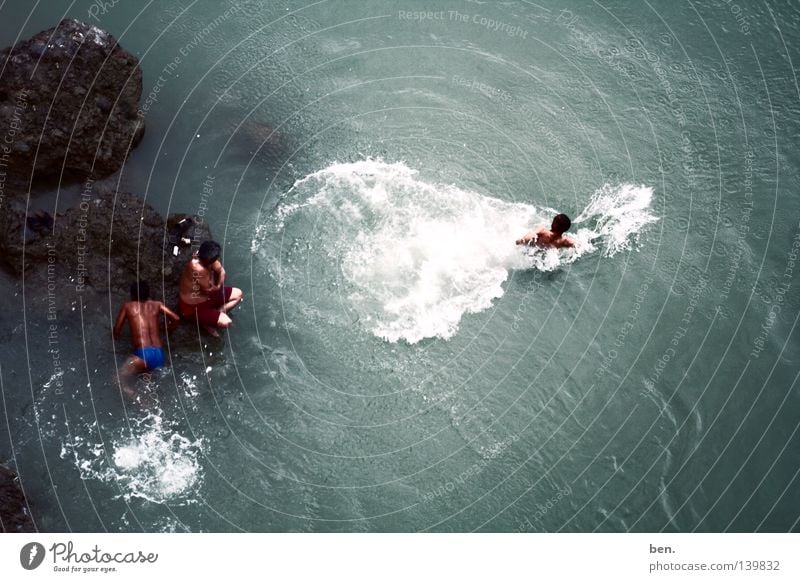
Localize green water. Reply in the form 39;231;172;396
1;0;799;532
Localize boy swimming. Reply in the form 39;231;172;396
516;213;576;248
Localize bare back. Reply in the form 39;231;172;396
516;226;575;248
179;258;216;305
122;300;164;349
533;226;575;248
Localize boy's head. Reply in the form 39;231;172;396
551;213;572;235
130;280;150;302
198;240;222;266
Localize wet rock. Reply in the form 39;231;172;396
0;185;211;306
95;94;111;114
0;464;35;532
205;103;287;164
0;19;144;184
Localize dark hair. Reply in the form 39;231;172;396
552;213;572;235
130;280;150;302
198;240;221;263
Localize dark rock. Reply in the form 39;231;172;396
0;19;145;184
95;94;111;113
237;119;282;151
26;209;54;235
0;464;35;532
206;103;286;163
0;184;211;305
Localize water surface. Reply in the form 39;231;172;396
1;0;798;532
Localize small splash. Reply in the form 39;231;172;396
254;159;657;344
62;412;204;505
42;371;65;390
575;183;659;256
179;371;200;399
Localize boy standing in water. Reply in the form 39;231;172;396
114;281;180;399
178;240;244;337
516;213;576;248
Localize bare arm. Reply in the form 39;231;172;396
159;302;181;331
113;305;127;339
159;302;180;322
516;227;541;246
557;236;576;248
209;260;226;292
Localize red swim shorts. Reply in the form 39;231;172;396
179;286;233;328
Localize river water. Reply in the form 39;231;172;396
1;0;798;532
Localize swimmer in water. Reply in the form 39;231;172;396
516;213;576;249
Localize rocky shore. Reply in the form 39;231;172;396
0;18;144;184
0;465;35;532
0;184;211;301
0;20;211;532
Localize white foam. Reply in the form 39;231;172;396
179;371;200;399
253;159;657;344
62;412;204;505
111;414;202;503
575;183;659;256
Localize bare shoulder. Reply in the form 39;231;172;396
183;257;200;272
144;300;161;314
119;301;137;320
559;236;576;248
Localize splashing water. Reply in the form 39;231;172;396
62;410;204;505
575;182;659;256
254;159;657;343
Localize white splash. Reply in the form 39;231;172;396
575;182;659;256
62;411;204;505
254;159;657;344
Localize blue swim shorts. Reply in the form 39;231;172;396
133;346;165;369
